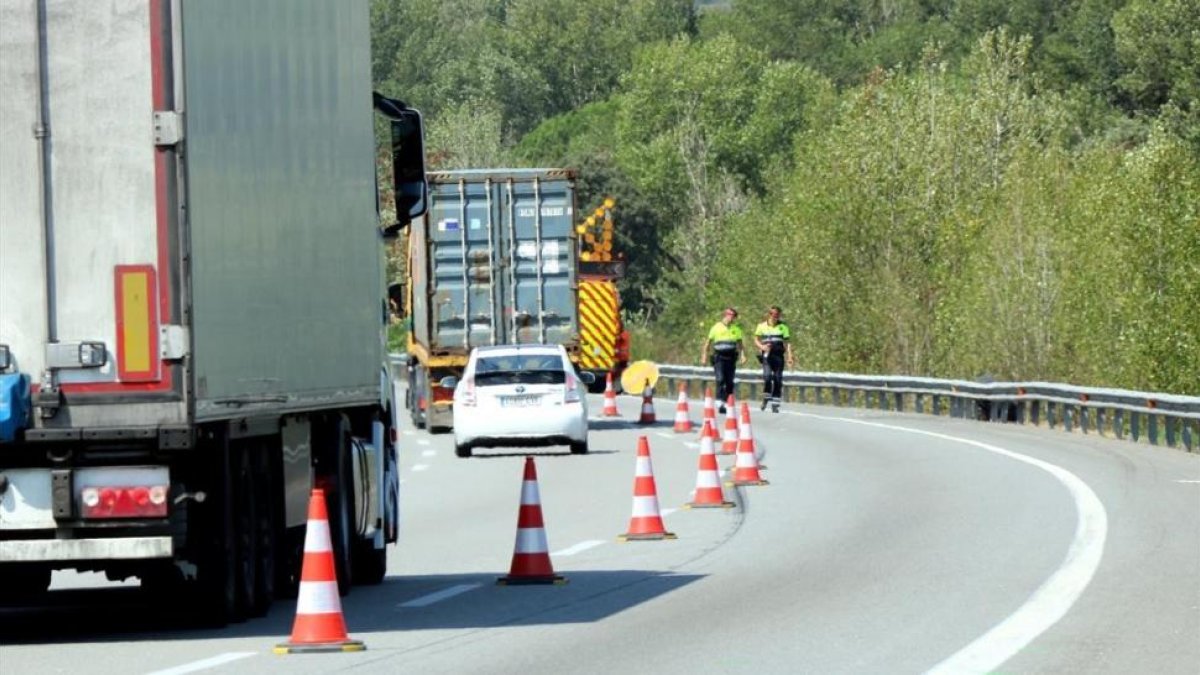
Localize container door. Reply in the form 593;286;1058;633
497;178;577;346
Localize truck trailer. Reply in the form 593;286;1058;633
401;169;581;433
0;0;426;624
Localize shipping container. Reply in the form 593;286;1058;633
402;169;580;431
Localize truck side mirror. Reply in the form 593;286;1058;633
373;92;427;232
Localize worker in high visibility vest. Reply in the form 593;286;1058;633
699;307;746;414
754;305;794;413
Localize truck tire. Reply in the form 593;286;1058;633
570;439;589;454
325;416;355;596
232;444;262;618
0;564;51;603
455;442;472;458
352;541;387;585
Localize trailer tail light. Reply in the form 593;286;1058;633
432;382;455;404
80;484;169;519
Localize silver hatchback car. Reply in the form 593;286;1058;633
448;344;594;457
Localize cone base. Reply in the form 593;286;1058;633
727;478;770;486
497;574;567;585
673;426;693;433
274;639;365;654
603;411;621;417
617;531;678;541
684;501;735;509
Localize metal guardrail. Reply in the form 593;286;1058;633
656;365;1199;453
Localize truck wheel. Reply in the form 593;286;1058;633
233;444;263;618
0;564;51;603
570;439;589;455
455;442;472;458
325;416;355;596
352;541;387;585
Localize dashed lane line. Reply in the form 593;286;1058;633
145;652;255;675
399;583;483;608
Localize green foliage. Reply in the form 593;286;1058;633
1113;0;1200;113
370;1;1199;394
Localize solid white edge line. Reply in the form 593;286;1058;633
399;583;483;608
788;411;1108;675
145;652;255;675
421;450;436;457
411;464;429;472
553;539;605;556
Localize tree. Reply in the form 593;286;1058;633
1113;0;1200;113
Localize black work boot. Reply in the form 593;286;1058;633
761;397;769;411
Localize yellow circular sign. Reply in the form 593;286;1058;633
620;360;659;395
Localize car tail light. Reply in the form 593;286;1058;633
80;485;169;519
459;376;476;406
564;373;582;403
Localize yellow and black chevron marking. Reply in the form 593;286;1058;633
578;280;619;370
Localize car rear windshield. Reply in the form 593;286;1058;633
474;355;567;386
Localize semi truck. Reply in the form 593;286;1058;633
0;0;426;624
400;169;582;433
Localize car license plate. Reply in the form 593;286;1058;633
501;394;540;408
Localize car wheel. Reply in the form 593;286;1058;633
570;439;589;454
454;442;472;458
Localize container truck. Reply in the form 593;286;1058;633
0;0;426;624
400;169;581;434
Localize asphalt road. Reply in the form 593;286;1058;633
2;391;1197;674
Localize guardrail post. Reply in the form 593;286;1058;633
915;393;924;414
1166;417;1177;448
1148;414;1159;446
1028;400;1039;426
1096;408;1107;436
893;392;903;411
1131;412;1140;441
1048;403;1057;429
1114;410;1125;439
1184;423;1195;452
1080;406;1089;434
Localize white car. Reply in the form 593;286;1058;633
448;344;594;457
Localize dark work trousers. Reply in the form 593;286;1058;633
713;353;737;405
763;352;784;403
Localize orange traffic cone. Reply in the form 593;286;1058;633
275;489;365;654
686;421;735;509
737;402;766;470
721;401;739;455
602;372;620;417
699;388;717;437
618;437;677;541
498;457;565;585
638;380;656;425
730;423;770;486
672;383;694;433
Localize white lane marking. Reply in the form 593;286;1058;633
788;412;1108;675
682;441;699;449
411;464;429;472
553;539;605;556
402;429;417;436
656;432;674;439
421;450;436;457
660;508;678;517
145;652;255;675
416;438;431;446
399;583;482;608
1174;480;1200;484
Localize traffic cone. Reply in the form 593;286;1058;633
618;437;677;541
685;421;735;509
275;489;365;654
699;388;717;437
638;380;656;425
737;402;766;469
672;383;694;433
602;372;620;417
730;424;770;486
721;401;739;455
498;457;566;585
